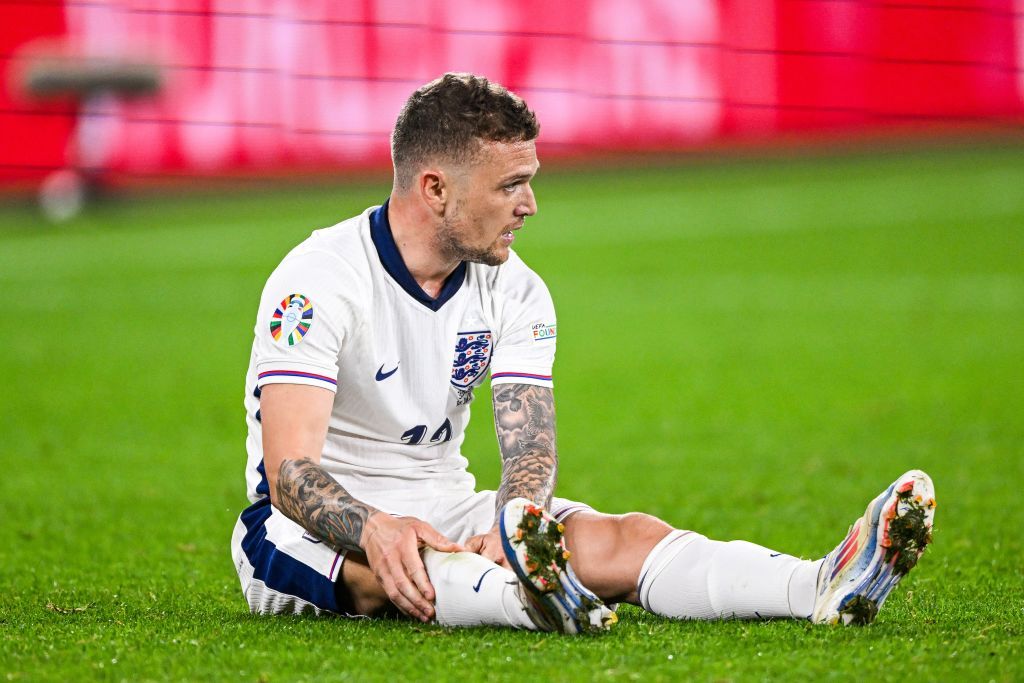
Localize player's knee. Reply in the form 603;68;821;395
613;512;674;550
568;510;672;559
561;511;674;603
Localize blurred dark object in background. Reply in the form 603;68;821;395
20;47;161;221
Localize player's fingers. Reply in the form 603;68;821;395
405;558;435;609
376;569;422;621
399;539;436;607
416;523;465;553
390;548;434;619
464;535;484;554
393;573;432;622
483;539;508;567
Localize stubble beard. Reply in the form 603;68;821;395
435;214;508;267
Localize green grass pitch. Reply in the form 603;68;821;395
1;144;1022;681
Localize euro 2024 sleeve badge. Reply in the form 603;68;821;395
270;294;314;346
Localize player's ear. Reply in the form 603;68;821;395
419;169;448;216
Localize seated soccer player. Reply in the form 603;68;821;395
230;73;935;631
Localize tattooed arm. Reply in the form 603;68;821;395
260;383;462;620
491;382;558;514
261;383;376;551
273;457;377;552
464;383;558;565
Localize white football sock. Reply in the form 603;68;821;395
421;549;536;629
637;530;822;620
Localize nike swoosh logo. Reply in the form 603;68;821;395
375;363;399;381
769;553;782;558
472;567;497;592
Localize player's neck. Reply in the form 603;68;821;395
387;196;461;299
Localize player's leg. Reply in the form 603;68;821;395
419;548;542;629
498;499;620;633
232;488;566;628
413;490;587;631
562;510;821;620
509;469;935;625
338;553;392;616
811;469;935;624
499;495;810;623
231;496;530;624
403;490;619;632
446;493;810;630
321;547;532;624
559;510;672;604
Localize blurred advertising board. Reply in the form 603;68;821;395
3;1;1023;184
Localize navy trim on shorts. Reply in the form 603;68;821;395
255;459;269;498
239;498;341;612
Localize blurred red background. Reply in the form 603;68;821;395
2;0;1022;188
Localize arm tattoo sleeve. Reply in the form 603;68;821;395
492;383;558;517
274;458;377;552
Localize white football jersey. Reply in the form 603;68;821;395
242;202;557;509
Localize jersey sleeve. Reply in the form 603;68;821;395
252;249;357;393
489;255;557;389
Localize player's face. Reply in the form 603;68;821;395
436;139;539;266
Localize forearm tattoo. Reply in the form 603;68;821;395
274;458;376;552
492;383;558;517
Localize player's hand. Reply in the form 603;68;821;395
465;525;508;568
361;513;464;622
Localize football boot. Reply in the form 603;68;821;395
812;469;936;625
500;498;617;634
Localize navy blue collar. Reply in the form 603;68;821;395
370;199;467;311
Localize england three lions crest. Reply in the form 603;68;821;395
451;330;492;389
